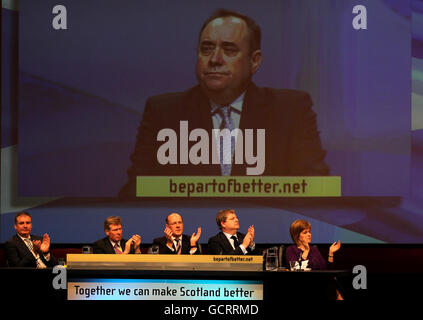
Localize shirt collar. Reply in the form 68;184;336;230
210;91;245;115
223;231;238;240
18;234;31;242
109;239;121;248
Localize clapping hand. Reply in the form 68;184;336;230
164;226;174;246
190;227;202;247
33;233;50;254
124;234;142;254
248;225;255;242
242;225;255;248
131;234;142;249
329;240;341;255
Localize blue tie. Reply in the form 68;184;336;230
218;106;235;176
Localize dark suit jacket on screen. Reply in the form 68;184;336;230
119;82;329;196
207;231;260;255
152;234;200;254
4;234;58;267
93;237;135;254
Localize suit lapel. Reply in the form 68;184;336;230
181;235;189;254
15;235;34;258
183;86;220;175
219;232;235;252
239;83;270;131
105;238;116;254
14;234;40;267
181;84;272;176
185;86;214;132
232;83;271;175
236;232;245;244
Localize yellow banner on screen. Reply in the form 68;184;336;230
136;176;341;197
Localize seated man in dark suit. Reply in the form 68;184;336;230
119;8;329;197
4;211;57;268
93;216;142;254
208;209;259;255
152;213;202;254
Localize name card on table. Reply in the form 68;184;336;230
66;254;263;271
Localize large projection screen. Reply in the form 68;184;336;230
2;0;423;245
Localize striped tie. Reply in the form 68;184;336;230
174;238;181;255
218;106;235;176
114;243;123;254
24;238;45;269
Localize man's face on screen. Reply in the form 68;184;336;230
196;16;260;101
106;224;123;242
14;215;32;238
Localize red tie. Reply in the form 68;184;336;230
114;243;122;254
175;238;181;255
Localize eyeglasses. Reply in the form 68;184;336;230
169;221;183;226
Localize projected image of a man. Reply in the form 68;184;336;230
119;9;329;197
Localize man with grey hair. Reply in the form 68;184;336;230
119;8;329;197
93;216;142;254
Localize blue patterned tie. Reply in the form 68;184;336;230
218;106;235;176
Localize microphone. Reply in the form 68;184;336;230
298;251;303;270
